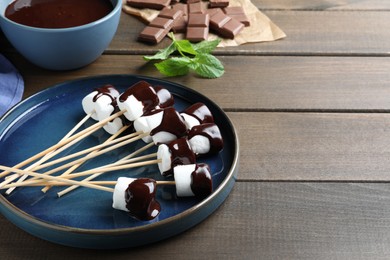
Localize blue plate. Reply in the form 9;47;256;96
0;75;239;249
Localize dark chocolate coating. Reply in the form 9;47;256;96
163;138;196;176
188;123;224;155
92;84;119;102
150;107;187;142
119;81;160;115
154;86;174;108
191;163;213;199
182;102;214;125
125;178;161;221
5;0;113;29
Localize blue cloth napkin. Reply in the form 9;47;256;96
0;54;24;117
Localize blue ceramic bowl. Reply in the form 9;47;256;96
0;0;121;70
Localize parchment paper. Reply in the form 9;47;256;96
122;0;286;46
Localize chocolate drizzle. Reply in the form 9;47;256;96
191;163;213;199
154;86;174;108
164;138;196;176
150;107;187;141
119;81;160;115
188;123;224;154
182;103;214;124
125;178;161;221
92;84;119;102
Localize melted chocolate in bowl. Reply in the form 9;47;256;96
5;0;113;28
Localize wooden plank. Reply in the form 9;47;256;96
230;112;390;181
3;11;390;55
108;10;390;56
8;54;390;111
254;0;390;10
2;182;390;259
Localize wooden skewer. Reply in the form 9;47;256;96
0;165;115;193
0;159;160;190
2;153;158;190
41;125;131;193
0;110;125;179
33;130;142;171
56;142;156;197
2;132;150;188
2;180;176;189
0;113;93;190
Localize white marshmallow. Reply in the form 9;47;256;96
112;177;136;212
82;91;98;119
145;110;164;131
181;113;200;130
81;91;114;120
117;95;144;121
103;117;124;135
188;135;211;155
133;117;153;143
173;164;196;197
152;131;177;145
157;144;172;174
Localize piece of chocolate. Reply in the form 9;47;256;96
219;18;244;39
172;16;187;33
159;8;184;19
171;3;188;33
138;9;183;44
223;6;250;26
209;0;229;8
149;17;174;29
186;13;209;42
138;26;167;44
187;13;209;27
208;9;231;29
188;1;203;14
186;27;208;42
127;0;170;10
208;8;244;39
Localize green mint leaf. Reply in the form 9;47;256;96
174;39;198;56
192;53;224;78
192;39;221;54
143;42;176;61
155;57;192;77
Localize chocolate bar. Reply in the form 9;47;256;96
186;13;209;42
171;3;188;33
138;9;183;44
188;1;203;14
223;6;250;26
208;9;244;39
209;0;229;8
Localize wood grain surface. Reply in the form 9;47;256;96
2;0;390;259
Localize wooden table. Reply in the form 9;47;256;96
2;1;390;258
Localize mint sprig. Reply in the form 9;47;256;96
143;33;224;79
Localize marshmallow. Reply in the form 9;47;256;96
112;177;161;221
188;123;224;155
157;144;172;175
157;138;196;176
82;85;120;121
133;117;153;143
112;177;136;212
181;113;201;130
149;107;187;145
173;163;213;199
181;103;214;130
117;81;159;121
154;85;174;108
174;164;196;197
